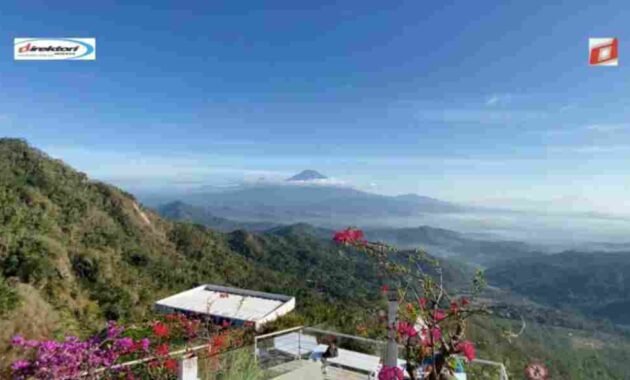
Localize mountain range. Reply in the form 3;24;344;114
157;201;542;266
142;170;465;226
286;169;328;181
3;138;630;379
0;138;465;353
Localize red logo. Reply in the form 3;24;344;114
589;38;618;66
18;43;31;53
525;362;549;380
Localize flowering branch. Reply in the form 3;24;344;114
333;227;487;380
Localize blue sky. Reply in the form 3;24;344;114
1;0;630;214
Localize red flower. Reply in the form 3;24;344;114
397;322;418;338
155;343;170;357
378;365;404;380
380;284;389;294
333;228;365;245
210;333;227;352
460;297;470;306
450;301;459;313
456;341;476;362
430;327;442;341
164;358;178;374
152;322;170;338
221;320;231;328
418;297;428;309
432;309;447;322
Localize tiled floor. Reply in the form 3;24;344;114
268;360;369;380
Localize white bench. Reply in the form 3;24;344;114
310;344;467;380
310;344;407;378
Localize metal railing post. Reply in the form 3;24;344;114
500;364;509;380
254;336;258;364
297;328;302;360
178;354;198;380
385;290;399;367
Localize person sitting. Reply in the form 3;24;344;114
321;341;339;374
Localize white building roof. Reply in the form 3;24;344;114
154;284;295;323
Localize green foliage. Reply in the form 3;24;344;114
486;251;630;324
0;275;20;316
469;316;630;380
2;138;630;378
2;236;57;283
199;348;263;380
0;138;385;336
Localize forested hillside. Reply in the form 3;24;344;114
486;251;630;325
157;201;542;267
0;139;387;351
157;201;279;232
2;138;630;379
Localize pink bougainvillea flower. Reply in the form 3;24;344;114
332;228;365;245
136;338;150;352
378;365;404;380
450;301;459;313
107;321;124;339
11;335;25;346
397;322;418;338
114;337;135;353
456;340;476;362
11;359;31;372
418;297;428;309
433;309;447;322
431;327;442;341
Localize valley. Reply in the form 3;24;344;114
2;139;630;379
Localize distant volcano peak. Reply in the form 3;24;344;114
287;170;328;181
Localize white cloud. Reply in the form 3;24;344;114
548;145;630;154
558;104;576;113
485;94;512;107
485;95;500;106
585;124;629;133
244;176;351;188
416;108;546;124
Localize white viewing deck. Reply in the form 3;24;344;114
256;327;507;380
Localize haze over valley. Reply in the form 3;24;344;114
2;1;630;378
136;169;630;248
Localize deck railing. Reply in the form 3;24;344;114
254;326;509;380
91;326;508;379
